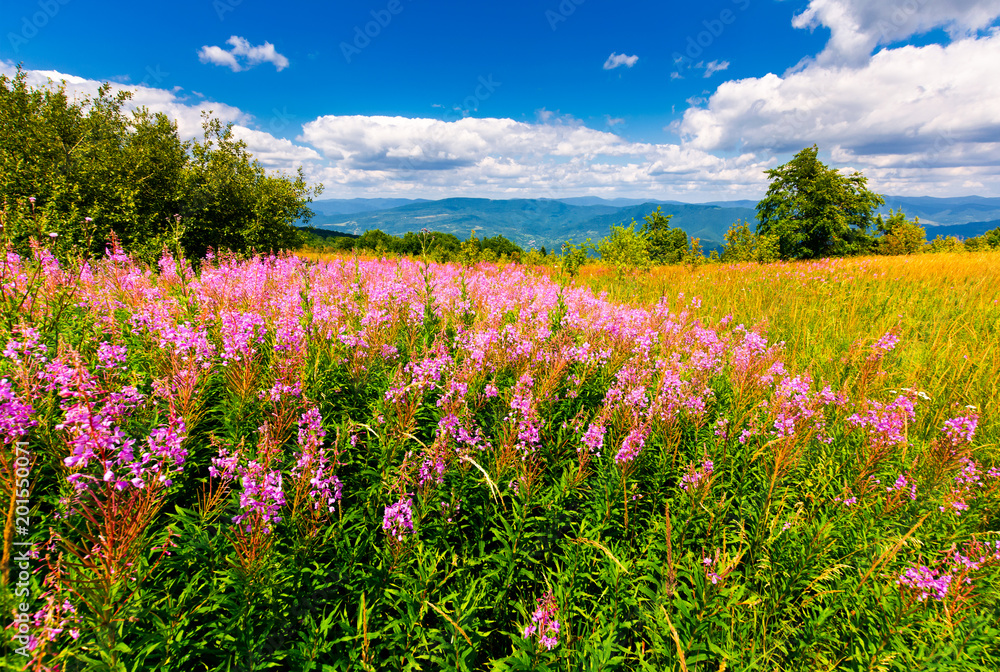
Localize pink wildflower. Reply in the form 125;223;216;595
523;591;560;650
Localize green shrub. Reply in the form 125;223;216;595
0;67;319;261
876;210;926;255
597;220;651;276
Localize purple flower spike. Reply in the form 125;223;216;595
523;591;560;650
383;496;414;540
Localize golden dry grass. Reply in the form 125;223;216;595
576;251;1000;448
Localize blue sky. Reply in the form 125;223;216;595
3;0;1000;200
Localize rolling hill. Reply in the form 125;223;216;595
303;195;1000;251
306;198;751;250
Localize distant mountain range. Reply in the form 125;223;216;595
924;219;1000;240
303;195;1000;250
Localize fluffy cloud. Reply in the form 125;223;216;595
197;46;241;72
300;115;642;169
296;114;769;198
603;53;639;70
198;36;290;72
0;60;770;200
230;127;322;169
793;0;1000;65
677;31;1000;193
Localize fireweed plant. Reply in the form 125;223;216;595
0;241;998;671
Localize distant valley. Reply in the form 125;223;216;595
303;195;1000;251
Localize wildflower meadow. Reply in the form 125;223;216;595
2;239;999;670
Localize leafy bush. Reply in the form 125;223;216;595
596;220;651;276
640;207;689;265
876;210;926;255
927;234;966;254
0;67;319;260
963;227;1000;252
721;219;780;263
558;239;593;277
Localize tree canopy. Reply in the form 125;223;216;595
640;206;688;264
755;145;884;259
0;67;321;260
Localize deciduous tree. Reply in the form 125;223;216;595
756;145;884;259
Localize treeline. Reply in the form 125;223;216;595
302;227;530;261
301;206;711;276
303;200;1000;277
1;67;320;261
721;210;1000;262
752;145;1000;260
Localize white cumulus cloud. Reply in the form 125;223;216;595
603;53;639;70
679;34;1000;158
793;0;1000;65
198;36;290;72
296;114;770;198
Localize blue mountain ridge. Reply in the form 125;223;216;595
303;196;1000;251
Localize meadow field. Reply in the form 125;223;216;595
577;252;1000;450
2;245;999;671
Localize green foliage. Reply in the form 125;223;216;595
0;67;320;260
558;239;592;277
963;227;1000;252
756;145;885;259
299;227;360;251
0;71;186;256
182;115;320;259
927;234;966;254
756;230;780;264
876;209;926;256
309;227;522;265
987;227;1000;249
596;220;651;276
684;236;705;271
721;219;780;264
639;207;688;265
721;220;756;263
459;229;482;264
592;208;708;273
